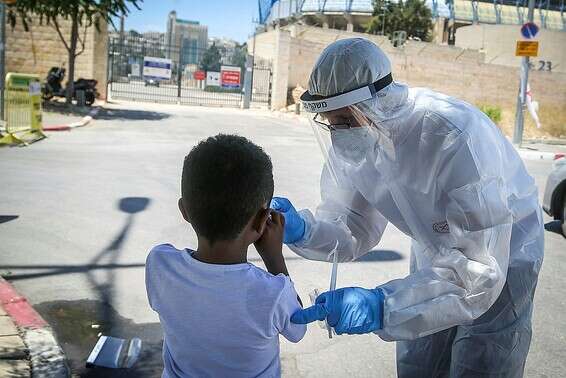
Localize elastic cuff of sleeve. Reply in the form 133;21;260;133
372;287;385;330
291;210;312;247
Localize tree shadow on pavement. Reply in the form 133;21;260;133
94;108;170;121
43;101;170;121
4;197;162;377
42;101;96;116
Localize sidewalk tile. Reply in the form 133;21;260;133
0;335;28;359
0;359;30;377
0;317;18;337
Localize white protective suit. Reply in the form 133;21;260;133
294;38;544;377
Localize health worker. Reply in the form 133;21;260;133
271;38;544;377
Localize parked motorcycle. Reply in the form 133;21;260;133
42;67;98;106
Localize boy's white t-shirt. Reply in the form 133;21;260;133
145;244;306;378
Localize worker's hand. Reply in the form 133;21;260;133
254;210;285;259
270;197;306;244
290;287;384;335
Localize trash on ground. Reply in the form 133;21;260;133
86;335;142;369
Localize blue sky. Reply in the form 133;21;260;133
121;0;259;43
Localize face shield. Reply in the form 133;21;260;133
301;73;398;176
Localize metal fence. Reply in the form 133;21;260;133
108;37;271;108
251;57;272;105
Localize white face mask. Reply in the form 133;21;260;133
331;127;376;165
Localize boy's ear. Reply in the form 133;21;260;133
252;207;271;236
178;198;190;223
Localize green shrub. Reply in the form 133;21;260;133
478;104;502;125
204;86;241;94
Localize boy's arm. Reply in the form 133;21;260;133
273;279;307;343
261;249;289;277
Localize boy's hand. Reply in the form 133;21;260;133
255;210;285;258
255;211;289;277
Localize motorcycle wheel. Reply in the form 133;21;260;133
85;92;95;106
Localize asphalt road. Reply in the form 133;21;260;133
1;102;565;377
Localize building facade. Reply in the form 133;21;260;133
259;0;566;43
165;11;208;66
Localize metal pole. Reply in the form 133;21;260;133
242;54;253;109
513;0;535;146
250;26;257;103
0;3;6;121
177;38;184;101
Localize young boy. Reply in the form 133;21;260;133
145;134;306;378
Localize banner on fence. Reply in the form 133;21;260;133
221;66;241;89
143;57;172;80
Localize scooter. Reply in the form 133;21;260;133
42;66;98;106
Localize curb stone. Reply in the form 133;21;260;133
0;278;69;378
43;107;99;132
515;149;556;161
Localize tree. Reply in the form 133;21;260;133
232;43;247;73
199;44;221;73
366;0;432;42
7;0;142;104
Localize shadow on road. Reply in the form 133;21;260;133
4;197;162;377
354;249;404;262
35;299;163;377
545;220;565;238
0;215;19;224
248;249;404;264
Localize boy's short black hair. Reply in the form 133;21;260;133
181;134;274;244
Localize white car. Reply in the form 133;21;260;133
543;155;566;236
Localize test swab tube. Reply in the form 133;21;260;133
327;244;339;339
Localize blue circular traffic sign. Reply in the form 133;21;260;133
521;22;539;39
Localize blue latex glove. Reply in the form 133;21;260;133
270;197;306;244
290;287;384;335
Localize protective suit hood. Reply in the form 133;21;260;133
302;38;409;121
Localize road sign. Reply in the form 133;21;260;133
220;66;241;89
206;71;220;87
142;57;172;81
193;70;205;81
520;22;539;39
515;41;539;57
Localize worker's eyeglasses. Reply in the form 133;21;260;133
313;113;352;131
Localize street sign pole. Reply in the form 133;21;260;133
513;0;536;146
242;55;253;109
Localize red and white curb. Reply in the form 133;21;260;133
516;148;563;161
0;278;68;378
43;108;99;132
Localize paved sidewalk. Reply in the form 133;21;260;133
0;277;68;378
0;290;31;377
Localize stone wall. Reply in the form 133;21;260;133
456;24;566;74
5;15;108;99
251;25;566;137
